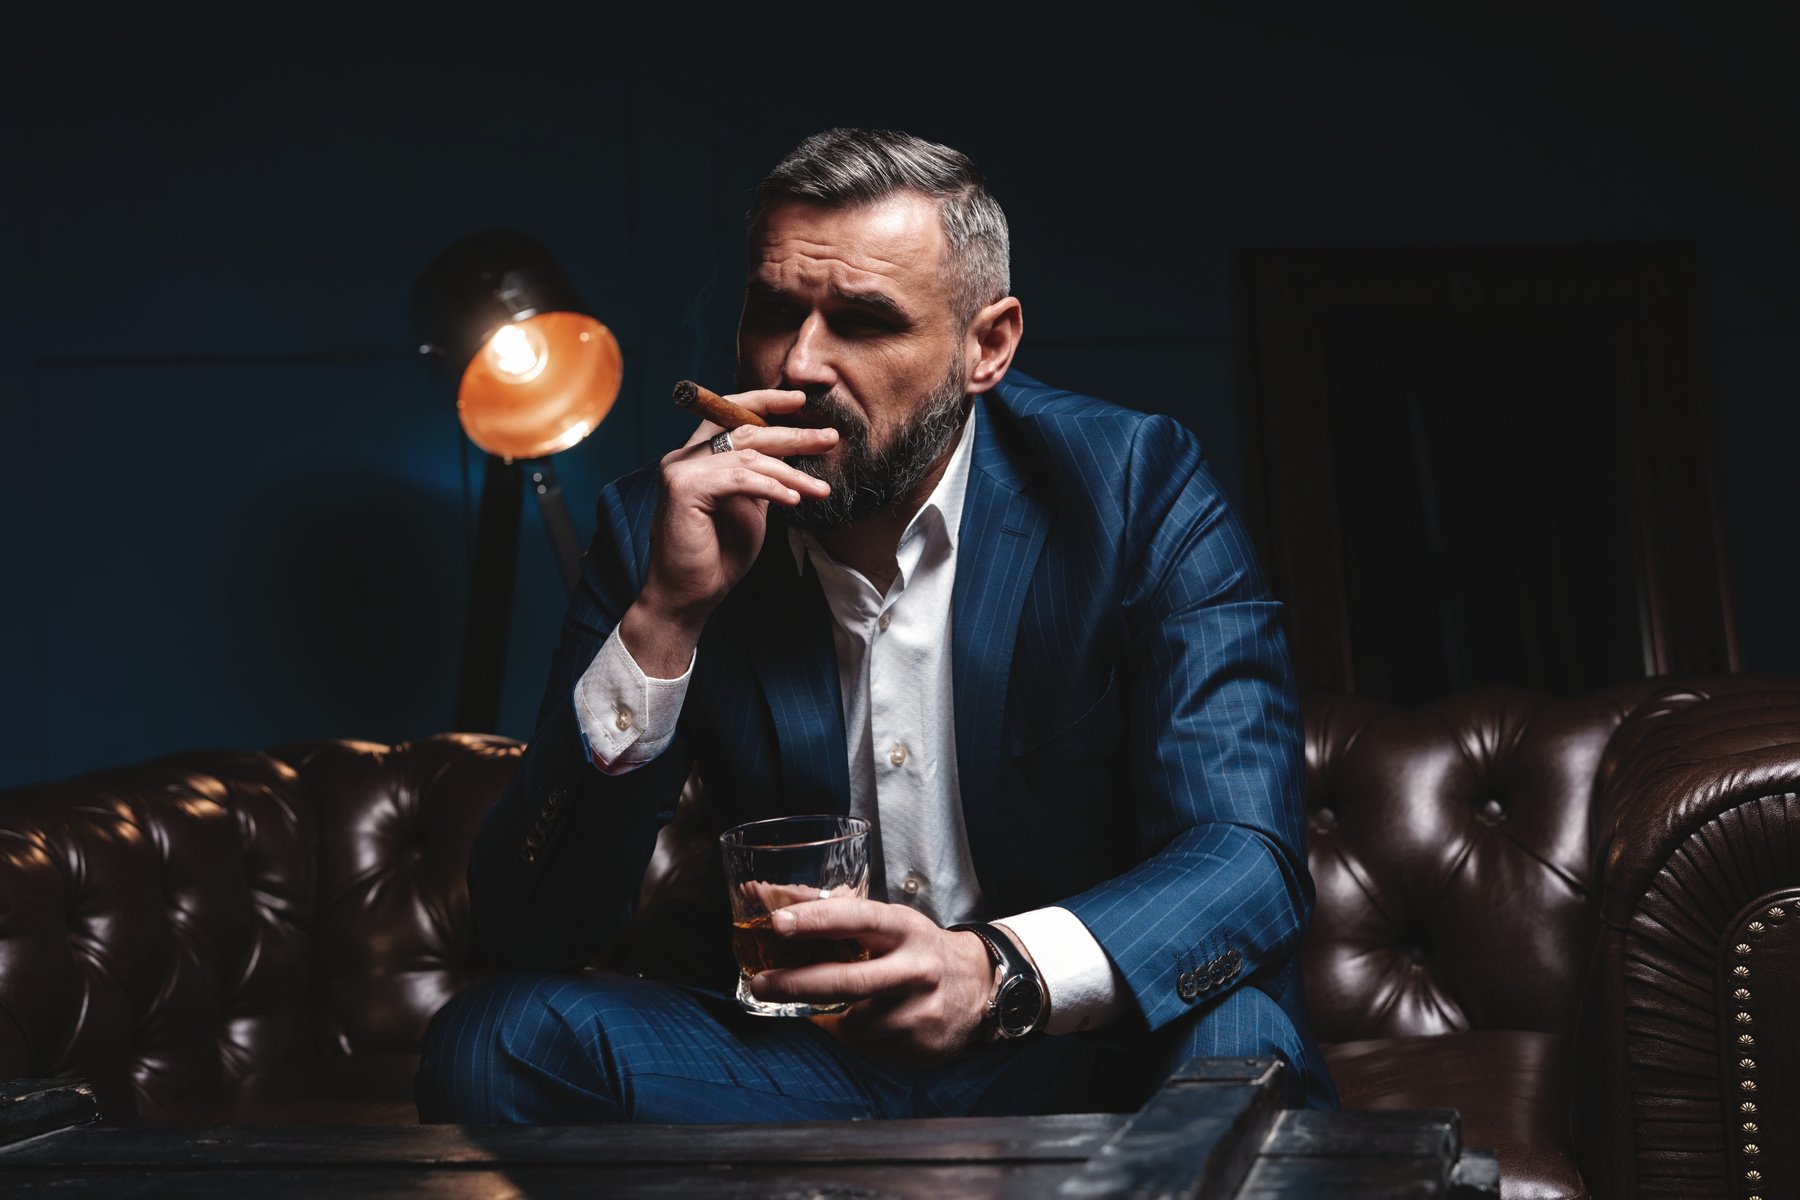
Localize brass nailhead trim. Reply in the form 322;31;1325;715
1729;905;1790;1198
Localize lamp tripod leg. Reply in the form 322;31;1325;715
529;461;583;594
455;454;522;733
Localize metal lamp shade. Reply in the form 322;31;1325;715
412;231;622;460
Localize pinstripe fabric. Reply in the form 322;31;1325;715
455;370;1334;1114
416;971;1319;1123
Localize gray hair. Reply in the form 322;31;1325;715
748;128;1011;324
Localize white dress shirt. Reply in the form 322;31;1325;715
574;406;1121;1034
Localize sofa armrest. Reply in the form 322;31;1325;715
1577;675;1800;1200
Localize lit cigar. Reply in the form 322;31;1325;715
672;380;770;429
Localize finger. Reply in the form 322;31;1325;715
681;389;809;447
665;459;808;511
750;954;920;1003
730;387;811;418
669;449;830;505
771;897;913;946
717;423;841;457
672;430;840;483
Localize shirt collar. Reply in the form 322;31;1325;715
788;400;979;574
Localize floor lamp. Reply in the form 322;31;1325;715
411;231;622;733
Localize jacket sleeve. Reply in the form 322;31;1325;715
1061;415;1314;1033
466;470;695;970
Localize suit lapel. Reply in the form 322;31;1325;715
954;395;1051;890
739;536;851;816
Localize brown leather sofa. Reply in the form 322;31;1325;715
4;675;1797;1199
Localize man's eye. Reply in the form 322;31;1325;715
748;300;804;325
834;312;894;334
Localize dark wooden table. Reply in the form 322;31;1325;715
1;1060;1498;1198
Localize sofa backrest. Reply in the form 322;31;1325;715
1298;683;1660;1043
5;680;1735;1118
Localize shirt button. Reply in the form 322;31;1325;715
902;874;921;896
888;743;908;767
878;611;892;632
615;704;633;732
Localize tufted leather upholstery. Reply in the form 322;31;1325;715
3;678;1798;1199
0;736;515;1124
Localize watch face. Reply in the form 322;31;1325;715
996;976;1044;1037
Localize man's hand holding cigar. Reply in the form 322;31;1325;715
616;388;836;681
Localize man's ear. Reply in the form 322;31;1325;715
965;297;1023;394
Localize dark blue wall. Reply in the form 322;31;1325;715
7;4;1796;787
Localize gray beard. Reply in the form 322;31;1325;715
745;360;970;530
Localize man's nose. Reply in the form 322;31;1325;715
779;312;836;388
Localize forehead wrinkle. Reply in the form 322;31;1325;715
750;195;954;319
755;238;918;286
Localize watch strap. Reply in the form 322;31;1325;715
950;921;1044;1038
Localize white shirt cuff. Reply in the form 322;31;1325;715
573;625;693;775
996;906;1124;1035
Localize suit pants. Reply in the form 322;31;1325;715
415;971;1333;1123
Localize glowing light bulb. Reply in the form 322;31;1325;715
490;324;542;377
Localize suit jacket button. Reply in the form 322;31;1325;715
1178;972;1200;1001
521;844;539;864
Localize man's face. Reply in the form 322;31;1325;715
736;194;969;528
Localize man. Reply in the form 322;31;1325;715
417;129;1335;1122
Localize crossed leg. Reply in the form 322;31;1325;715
415;971;1332;1124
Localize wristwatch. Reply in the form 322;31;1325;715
951;922;1046;1040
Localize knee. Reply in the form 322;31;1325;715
415;972;632;1124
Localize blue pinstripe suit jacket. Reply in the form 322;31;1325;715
470;371;1322;1047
